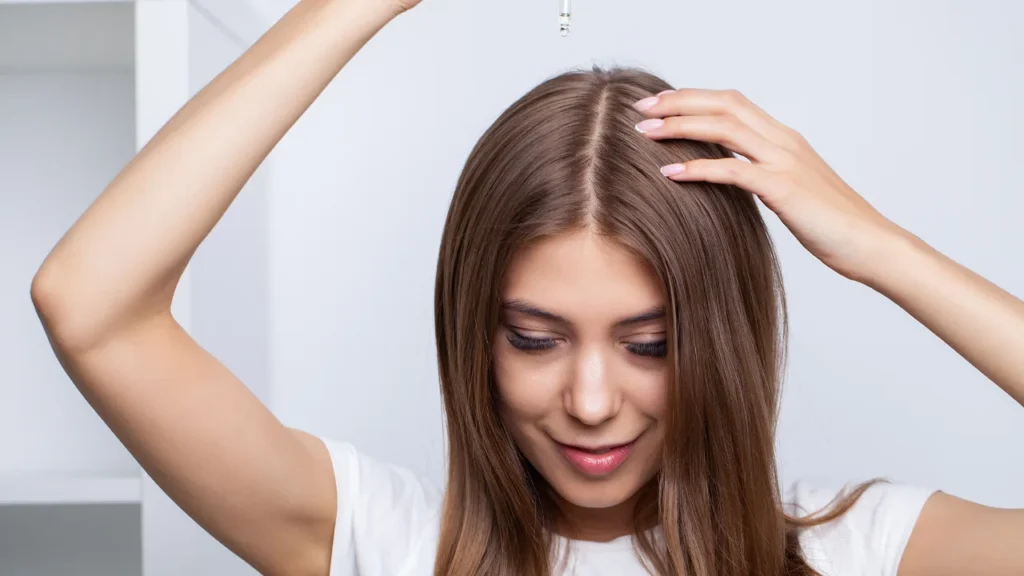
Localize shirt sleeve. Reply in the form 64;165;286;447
319;437;442;576
787;480;937;576
847;482;936;576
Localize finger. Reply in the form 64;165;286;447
659;157;763;190
636;115;778;163
635;88;799;149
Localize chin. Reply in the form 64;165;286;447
560;486;637;510
548;468;649;510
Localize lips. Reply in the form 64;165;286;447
559;440;636;477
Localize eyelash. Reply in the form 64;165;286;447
626;340;668;358
505;331;557;351
505;330;667;358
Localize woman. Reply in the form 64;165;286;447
29;0;1024;575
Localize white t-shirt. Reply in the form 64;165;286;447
319;437;935;576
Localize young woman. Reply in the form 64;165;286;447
30;0;1024;574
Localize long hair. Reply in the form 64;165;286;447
433;66;872;575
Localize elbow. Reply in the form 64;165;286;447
30;264;103;356
31;265;78;351
31;263;175;355
31;264;64;326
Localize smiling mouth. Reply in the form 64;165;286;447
557;438;639;477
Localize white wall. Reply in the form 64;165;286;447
263;0;1024;507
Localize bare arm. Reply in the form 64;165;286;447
865;233;1024;408
30;1;411;574
867;235;1024;576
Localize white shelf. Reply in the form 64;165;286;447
0;475;141;505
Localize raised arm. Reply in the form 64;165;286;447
634;87;1024;576
29;1;414;575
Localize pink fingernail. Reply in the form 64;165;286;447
660;164;686;176
635;119;664;133
657;89;675;96
633;96;659;111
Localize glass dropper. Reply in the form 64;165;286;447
559;0;572;36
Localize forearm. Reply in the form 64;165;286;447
865;230;1024;405
32;0;394;349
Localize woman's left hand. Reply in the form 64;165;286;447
633;88;906;284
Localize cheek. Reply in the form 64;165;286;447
493;345;567;420
624;364;670;420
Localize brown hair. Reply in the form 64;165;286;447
433;66;874;575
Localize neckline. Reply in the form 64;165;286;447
569;533;635;551
551;530;651;553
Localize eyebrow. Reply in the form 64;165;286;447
501;299;665;329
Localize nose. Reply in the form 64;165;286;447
564;347;621;426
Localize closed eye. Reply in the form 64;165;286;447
506;330;558;351
625;341;667;358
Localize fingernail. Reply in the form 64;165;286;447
656;89;675;96
633;96;659;111
635;119;664;133
660;163;686;176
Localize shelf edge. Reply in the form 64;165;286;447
0;475;142;506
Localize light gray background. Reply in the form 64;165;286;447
2;0;1022;574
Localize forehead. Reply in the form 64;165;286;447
501;230;664;319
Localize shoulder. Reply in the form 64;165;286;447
785;480;937;576
318;437;442;576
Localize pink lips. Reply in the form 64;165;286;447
559;441;636;477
